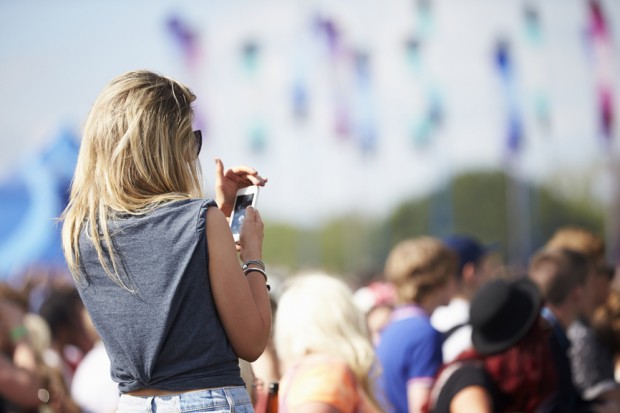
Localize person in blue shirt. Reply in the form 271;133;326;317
376;237;457;413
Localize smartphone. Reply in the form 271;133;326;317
230;186;260;242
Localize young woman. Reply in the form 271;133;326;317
275;273;384;413
61;70;272;412
424;278;556;413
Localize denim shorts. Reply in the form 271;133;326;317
116;386;254;413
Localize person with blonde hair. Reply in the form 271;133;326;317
376;237;457;413
61;70;272;412
275;272;384;413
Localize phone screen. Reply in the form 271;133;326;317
230;193;255;239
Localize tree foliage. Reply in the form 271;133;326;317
263;170;605;280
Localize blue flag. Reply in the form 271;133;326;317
0;128;79;279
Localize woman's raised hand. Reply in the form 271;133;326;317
214;158;267;218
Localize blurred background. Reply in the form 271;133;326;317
1;0;619;282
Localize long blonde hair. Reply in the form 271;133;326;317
61;70;203;286
274;273;384;411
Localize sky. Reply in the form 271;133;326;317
1;0;619;227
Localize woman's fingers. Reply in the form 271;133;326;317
225;166;268;187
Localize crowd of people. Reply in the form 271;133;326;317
2;226;620;413
2;70;620;413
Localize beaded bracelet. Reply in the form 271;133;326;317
242;259;265;271
243;267;271;291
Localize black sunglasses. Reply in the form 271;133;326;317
194;130;202;156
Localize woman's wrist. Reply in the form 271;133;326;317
214;192;233;217
242;259;265;271
240;251;262;263
243;267;270;291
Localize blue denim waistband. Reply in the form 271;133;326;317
116;386;253;413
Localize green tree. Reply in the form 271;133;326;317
262;169;605;279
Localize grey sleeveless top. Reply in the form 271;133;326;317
75;198;243;393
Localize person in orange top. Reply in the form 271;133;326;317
275;273;384;413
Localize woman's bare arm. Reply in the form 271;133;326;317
450;386;492;413
206;206;271;361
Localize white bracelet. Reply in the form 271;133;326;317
243;267;271;291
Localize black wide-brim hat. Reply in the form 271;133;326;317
470;277;542;355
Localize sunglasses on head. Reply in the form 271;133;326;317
194;130;202;156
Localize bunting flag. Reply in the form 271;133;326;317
404;0;445;151
352;50;378;156
289;18;315;124
334;101;352;138
585;1;619;266
0;129;79;279
166;15;201;71
495;38;531;267
313;14;352;140
410;88;444;148
495;39;524;155
239;39;268;154
165;13;208;139
523;5;541;43
405;37;422;72
415;0;434;40
587;0;615;143
291;79;310;122
249;121;267;154
313;15;341;58
310;13;380;155
522;4;551;131
241;41;260;75
404;37;432;149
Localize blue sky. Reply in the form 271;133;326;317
1;0;619;226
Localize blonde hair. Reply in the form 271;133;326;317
384;236;457;304
545;227;605;264
274;273;382;410
61;70;203;287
